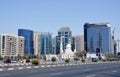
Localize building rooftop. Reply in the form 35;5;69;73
85;22;111;27
58;27;71;31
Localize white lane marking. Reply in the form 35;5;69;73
50;72;63;75
86;74;96;77
47;65;51;67
112;70;117;73
57;65;60;66
52;65;56;67
18;67;23;69
34;66;39;68
27;67;31;69
41;66;45;67
0;69;3;71
8;68;14;70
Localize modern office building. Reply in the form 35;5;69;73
18;29;34;55
0;34;24;58
40;32;52;55
33;32;40;55
52;37;57;54
56;27;73;54
73;35;84;52
84;23;112;54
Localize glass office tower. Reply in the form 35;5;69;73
40;32;52;55
18;29;34;55
84;23;112;54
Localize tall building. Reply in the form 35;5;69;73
18;29;34;55
52;37;57;54
40;32;52;55
84;23;112;54
33;32;40;55
56;27;73;54
73;35;84;52
0;34;24;58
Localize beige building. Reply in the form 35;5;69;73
33;32;40;55
74;35;84;52
0;34;24;58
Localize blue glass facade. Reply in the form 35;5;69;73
18;29;34;55
84;23;112;53
40;32;52;55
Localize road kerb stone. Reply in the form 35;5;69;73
26;67;31;69
18;67;23;69
8;68;14;70
0;69;3;71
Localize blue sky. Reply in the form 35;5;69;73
0;0;120;39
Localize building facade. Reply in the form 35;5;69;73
73;35;84;52
0;34;24;58
33;32;40;55
56;27;73;54
18;29;34;55
40;32;52;55
84;23;112;54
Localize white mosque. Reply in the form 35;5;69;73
45;36;76;61
59;36;76;60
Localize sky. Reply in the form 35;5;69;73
0;0;120;39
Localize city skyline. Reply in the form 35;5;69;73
0;0;120;39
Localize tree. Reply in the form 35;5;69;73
74;50;86;58
64;58;70;64
51;57;57;64
74;56;79;64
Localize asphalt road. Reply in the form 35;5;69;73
0;62;120;77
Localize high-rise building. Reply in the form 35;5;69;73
84;23;112;54
40;32;52;55
0;34;24;58
52;37;57;54
18;29;34;55
56;27;73;54
73;35;84;52
33;32;40;55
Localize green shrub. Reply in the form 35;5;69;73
102;59;106;62
92;58;98;62
32;60;39;65
81;59;85;62
74;56;79;61
51;57;57;63
65;59;70;63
